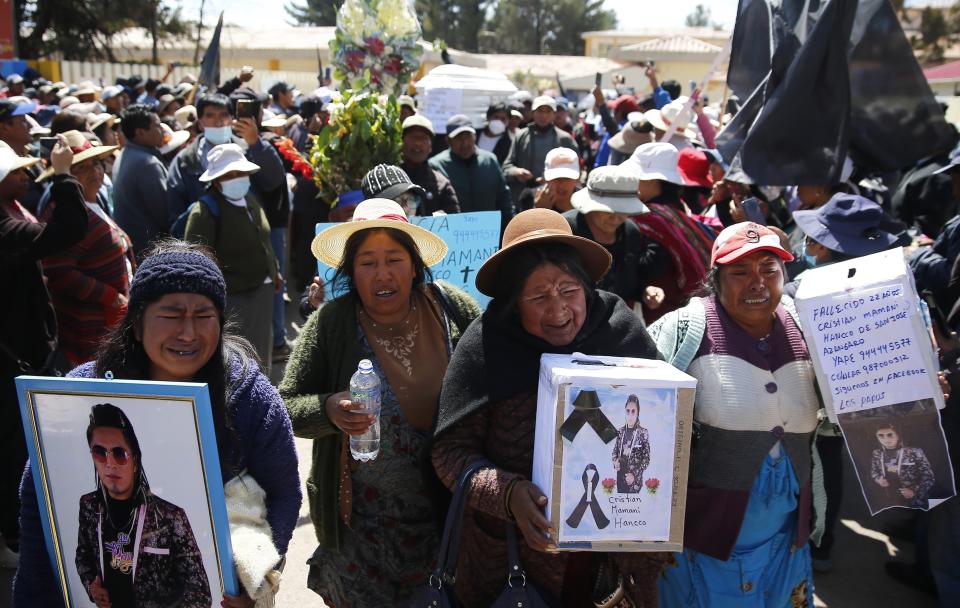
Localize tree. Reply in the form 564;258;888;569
486;0;616;55
285;0;343;26
684;4;711;27
15;0;190;62
916;6;949;62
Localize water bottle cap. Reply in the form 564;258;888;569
358;359;373;372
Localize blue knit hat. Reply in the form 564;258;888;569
128;251;227;312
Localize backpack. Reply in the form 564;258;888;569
170;194;221;239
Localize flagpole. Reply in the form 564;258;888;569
661;36;733;143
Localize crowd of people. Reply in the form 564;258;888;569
0;60;959;608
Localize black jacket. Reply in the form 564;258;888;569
0;175;87;374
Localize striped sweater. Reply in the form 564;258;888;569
41;201;135;365
650;296;820;560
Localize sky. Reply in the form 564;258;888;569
176;0;742;32
175;0;935;33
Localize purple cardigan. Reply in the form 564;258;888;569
13;354;301;607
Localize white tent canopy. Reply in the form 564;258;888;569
414;64;518;134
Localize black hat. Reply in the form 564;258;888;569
361;164;425;201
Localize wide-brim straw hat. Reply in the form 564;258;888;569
311;198;448;268
36;130;118;181
475;208;612;297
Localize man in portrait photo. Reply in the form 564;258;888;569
611;395;651;493
870;421;936;509
76;403;211;608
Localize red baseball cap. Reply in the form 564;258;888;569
710;222;795;267
676;148;713;188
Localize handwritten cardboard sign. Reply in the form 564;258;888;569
795;249;954;514
315;211;500;308
794;248;943;420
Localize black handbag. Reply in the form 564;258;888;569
410;459;554;608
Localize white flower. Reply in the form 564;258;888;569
377;0;421;39
338;0;374;45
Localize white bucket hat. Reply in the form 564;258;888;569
643;96;693;132
531;96;557;112
311;198;448;267
199;143;260;182
624;142;685;186
543;147;580;181
571;165;647;215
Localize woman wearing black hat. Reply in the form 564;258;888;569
432;208;669;606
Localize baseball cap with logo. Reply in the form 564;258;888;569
543;147;580;181
710;222;794;267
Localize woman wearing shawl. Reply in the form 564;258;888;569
432;208;669;607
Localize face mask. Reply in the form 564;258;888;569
204;126;233;145
804;254;818;268
220;176;251;200
487;119;506;136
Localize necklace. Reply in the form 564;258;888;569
359;300;417;333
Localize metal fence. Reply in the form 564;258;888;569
59;61;320;95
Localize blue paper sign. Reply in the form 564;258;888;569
315;211;500;308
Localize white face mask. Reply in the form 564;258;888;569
219;176;251;200
204;126;233;145
487;119;506;136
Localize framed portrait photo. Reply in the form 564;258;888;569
16;375;238;608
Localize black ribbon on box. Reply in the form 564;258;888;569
566;464;610;529
559;389;618;444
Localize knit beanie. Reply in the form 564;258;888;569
128;251;227;312
361;163;425;201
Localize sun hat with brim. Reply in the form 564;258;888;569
475;208;612;297
199;143;261;182
25;114;49;136
710;221;795;267
311;198;448;268
793;193;899;257
623;142;685;186
159;123;190;155
571;166;648;216
677;148;713;188
36;130;118;181
86;113;115;132
0;146;40;182
609;119;653;155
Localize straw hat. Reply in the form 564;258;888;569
36;130;118;181
0;146;40;182
311;198;448;268
475;208;612;297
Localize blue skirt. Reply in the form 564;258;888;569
659;450;815;607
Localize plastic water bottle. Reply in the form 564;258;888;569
349;359;381;462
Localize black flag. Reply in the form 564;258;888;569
718;0;954;185
199;12;224;90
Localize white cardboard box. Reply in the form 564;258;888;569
794;248;944;422
532;353;696;551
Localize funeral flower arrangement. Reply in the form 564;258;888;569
329;0;423;96
308;88;402;206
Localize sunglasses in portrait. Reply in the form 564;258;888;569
91;445;131;465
